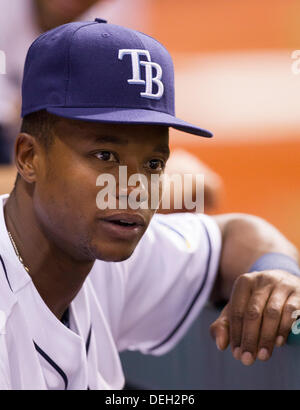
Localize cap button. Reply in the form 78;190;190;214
94;18;107;24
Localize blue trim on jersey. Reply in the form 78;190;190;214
156;220;187;242
0;253;69;389
148;220;212;352
34;342;69;390
86;326;92;390
33;326;92;390
0;248;93;390
0;255;12;292
61;308;70;328
86;325;92;355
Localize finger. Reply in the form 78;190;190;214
277;294;300;346
229;275;252;357
256;287;290;361
239;287;272;365
210;305;230;351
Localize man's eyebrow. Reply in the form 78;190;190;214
153;144;170;158
94;135;129;145
94;135;170;157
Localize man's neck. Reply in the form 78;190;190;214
4;185;95;320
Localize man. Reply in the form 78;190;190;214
0;19;299;390
0;0;147;162
0;0;221;212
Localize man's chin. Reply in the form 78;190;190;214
93;247;136;263
95;254;133;263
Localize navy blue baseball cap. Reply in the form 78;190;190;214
21;18;212;138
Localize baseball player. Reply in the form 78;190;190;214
0;19;300;390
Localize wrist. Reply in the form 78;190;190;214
249;252;300;277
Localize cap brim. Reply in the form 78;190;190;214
46;107;213;138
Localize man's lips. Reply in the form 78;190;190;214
97;213;146;240
100;213;146;226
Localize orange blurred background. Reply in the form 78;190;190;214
1;0;299;249
147;0;300;248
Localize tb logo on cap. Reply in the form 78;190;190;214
118;49;164;100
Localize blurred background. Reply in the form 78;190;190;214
0;0;300;389
151;0;300;248
121;0;300;390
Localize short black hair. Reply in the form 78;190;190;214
20;109;58;149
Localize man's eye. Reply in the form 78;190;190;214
95;151;117;162
147;159;165;171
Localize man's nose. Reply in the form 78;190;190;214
117;164;149;204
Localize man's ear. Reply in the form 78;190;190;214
15;133;40;183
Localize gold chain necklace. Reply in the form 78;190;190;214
8;231;30;273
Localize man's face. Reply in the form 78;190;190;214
33;117;169;262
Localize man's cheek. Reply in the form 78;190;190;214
55;171;97;205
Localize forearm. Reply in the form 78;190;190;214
212;213;299;302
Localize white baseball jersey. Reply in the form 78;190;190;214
0;194;221;390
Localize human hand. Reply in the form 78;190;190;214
210;270;300;365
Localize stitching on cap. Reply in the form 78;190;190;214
64;22;99;105
131;30;171;111
23;30;51;83
47;104;171;115
130;29;147;52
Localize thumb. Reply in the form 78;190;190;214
209;304;230;351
